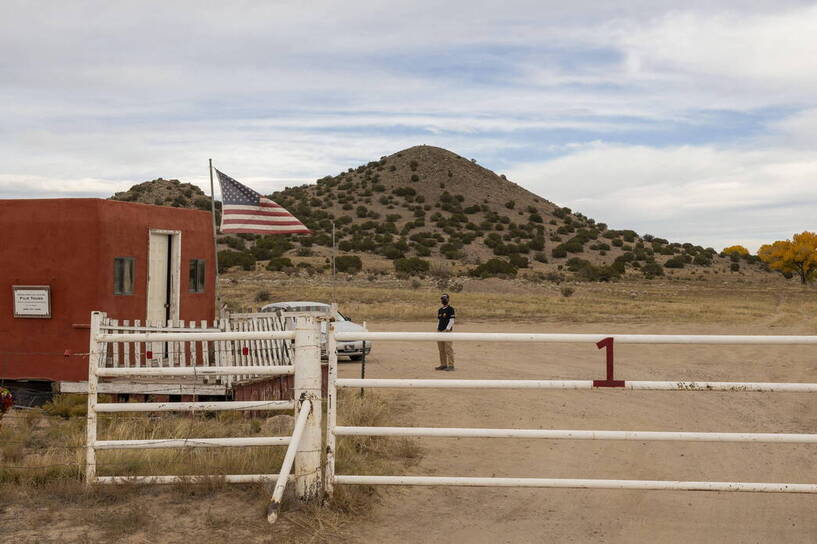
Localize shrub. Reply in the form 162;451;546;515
218;250;256;272
730;262;740;272
394;257;431;275
414;245;431;257
565;257;621;282
528;237;545;251
42;394;87;418
469;258;517;278
266;257;293;271
562;239;584;253
394;186;416;197
335;255;363;273
508;254;529;268
664;256;685;269
222;236;246;250
641;262;664;278
380;245;406;260
255;290;271;302
552;246;568;258
560;286;575;297
533;252;548;263
193;196;211;210
693;254;712;266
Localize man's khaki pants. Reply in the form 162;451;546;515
437;336;454;367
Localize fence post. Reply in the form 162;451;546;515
85;311;103;485
293;314;322;501
325;320;337;497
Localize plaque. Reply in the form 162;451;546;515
13;285;51;318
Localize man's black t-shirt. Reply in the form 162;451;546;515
437;305;455;331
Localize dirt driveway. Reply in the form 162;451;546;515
339;320;817;543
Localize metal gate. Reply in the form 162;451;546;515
325;328;817;495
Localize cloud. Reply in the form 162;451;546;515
619;6;817;98
507;142;817;250
2;0;817;252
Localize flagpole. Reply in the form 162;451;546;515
331;221;336;304
209;159;220;319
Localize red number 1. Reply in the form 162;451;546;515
593;337;625;388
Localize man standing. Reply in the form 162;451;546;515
435;294;455;371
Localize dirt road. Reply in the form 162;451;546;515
340;320;817;543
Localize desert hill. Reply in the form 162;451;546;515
267;145;761;279
109;146;765;280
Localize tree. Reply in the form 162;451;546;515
722;245;749;257
758;231;817;284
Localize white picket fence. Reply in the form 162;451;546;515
97;311;291;385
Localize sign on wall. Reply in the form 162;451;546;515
12;285;51;318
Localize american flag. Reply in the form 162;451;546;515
216;169;311;235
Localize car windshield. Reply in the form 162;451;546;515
335;311;349;322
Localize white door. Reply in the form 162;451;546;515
147;232;171;325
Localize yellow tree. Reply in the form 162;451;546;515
722;245;749;256
758;232;817;284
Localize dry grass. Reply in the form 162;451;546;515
1;391;420;543
219;270;817;329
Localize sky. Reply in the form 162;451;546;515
2;1;816;251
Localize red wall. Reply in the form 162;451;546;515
0;199;215;382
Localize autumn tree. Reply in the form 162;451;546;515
758;231;817;284
722;245;749;257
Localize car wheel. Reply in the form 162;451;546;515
349;355;363;361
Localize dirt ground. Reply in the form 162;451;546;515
341;318;817;544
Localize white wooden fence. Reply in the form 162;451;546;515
97;311;291;385
325;329;817;496
85;310;324;523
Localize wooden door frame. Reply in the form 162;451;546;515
146;229;182;323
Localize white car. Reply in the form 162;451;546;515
260;301;372;361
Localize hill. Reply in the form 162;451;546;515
109;146;767;280
266;145;763;279
111;178;213;210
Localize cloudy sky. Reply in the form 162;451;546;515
2;1;816;250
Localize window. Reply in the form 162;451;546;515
114;257;135;295
189;259;206;293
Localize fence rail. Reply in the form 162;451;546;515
335;331;817;344
327;327;817;498
334;426;817;443
336;378;817;392
333;475;817;494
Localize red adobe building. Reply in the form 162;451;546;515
0;199;216;383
